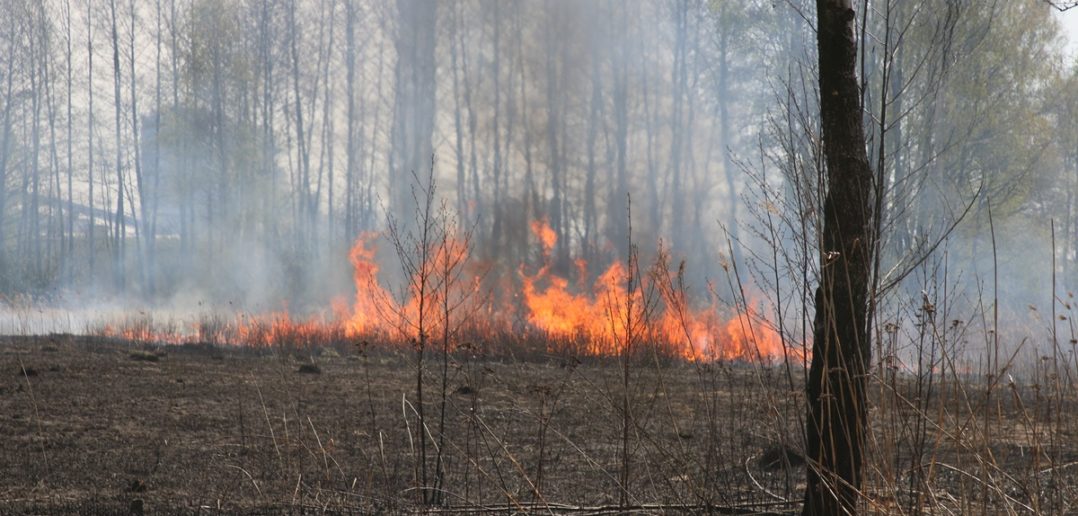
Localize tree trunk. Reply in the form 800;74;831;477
86;0;95;278
128;0;147;294
109;0;126;292
321;0;336;248
65;0;74;282
584;54;600;262
44;6;65;276
717;3;742;267
802;1;875;514
449;0;466;223
389;0;437;230
491;1;505;251
609;7;629;259
149;0;162;296
29;11;42;277
0;15;15;268
345;0;356;238
668;0;688;252
257;0;276;241
288;0;310;251
543;5;566;267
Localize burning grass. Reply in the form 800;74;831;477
6;208;1076;512
91;221;797;365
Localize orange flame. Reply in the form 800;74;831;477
342;233;393;336
530;219;557;256
96;220;795;362
520;225;792;361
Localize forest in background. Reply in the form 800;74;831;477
3;2;1078;512
0;0;1075;348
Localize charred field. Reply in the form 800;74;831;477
2;333;1077;514
1;334;802;514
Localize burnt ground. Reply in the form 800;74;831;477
0;335;804;514
1;335;1076;514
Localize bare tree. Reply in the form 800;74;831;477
802;0;875;514
87;0;96;278
108;0;126;290
389;0;437;231
64;0;74;281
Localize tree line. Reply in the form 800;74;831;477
0;0;1072;317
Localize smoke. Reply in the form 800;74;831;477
0;0;1073;372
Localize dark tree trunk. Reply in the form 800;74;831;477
802;1;875;514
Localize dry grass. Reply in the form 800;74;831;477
0;330;1074;514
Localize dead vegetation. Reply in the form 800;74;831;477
0;332;1075;514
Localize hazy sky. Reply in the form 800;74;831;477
1059;7;1078;60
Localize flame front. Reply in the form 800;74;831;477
342;233;392;337
530;219;557;257
99;221;795;363
519;220;790;361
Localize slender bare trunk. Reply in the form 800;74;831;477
802;1;875;513
87;0;95;277
109;0;126;291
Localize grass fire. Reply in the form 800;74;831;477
96;219;788;364
3;0;1078;514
